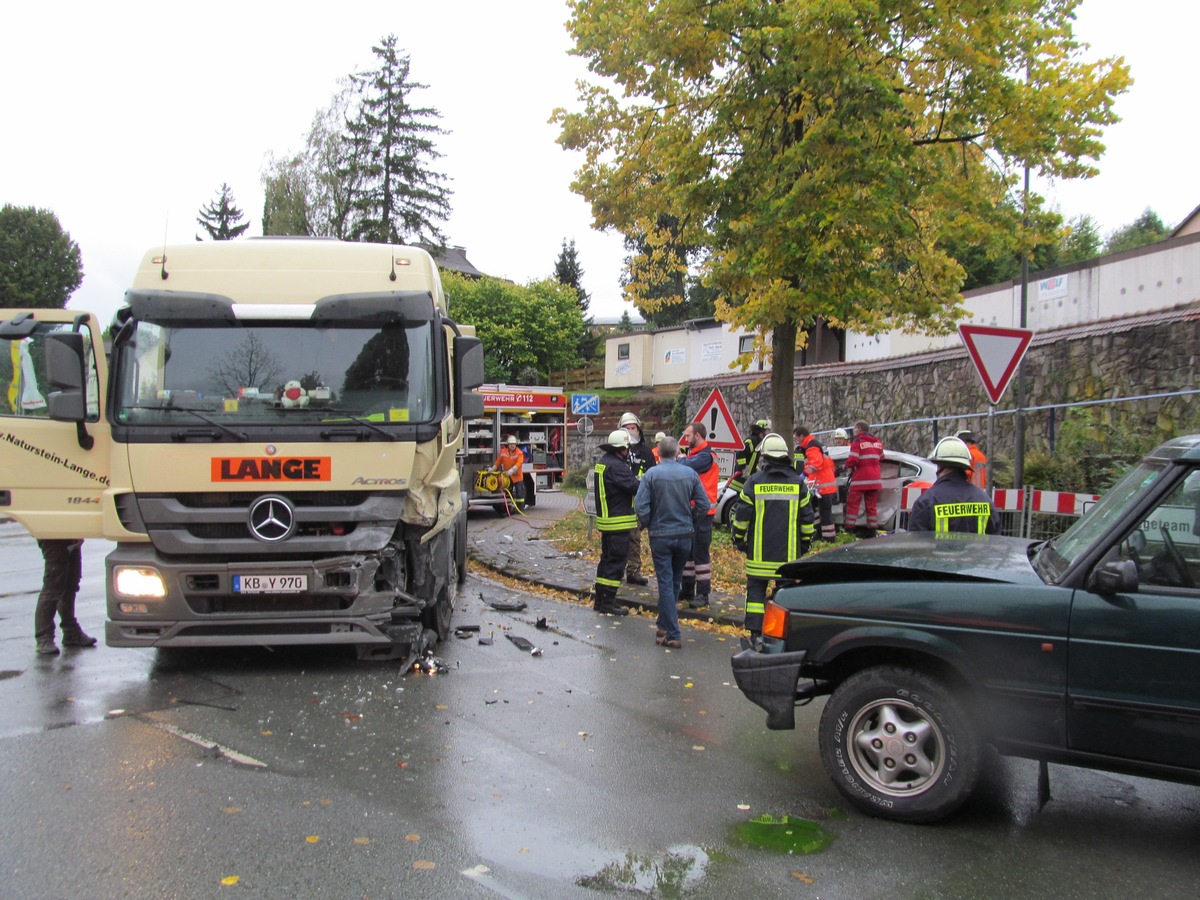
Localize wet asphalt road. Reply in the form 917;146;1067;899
1;517;1199;898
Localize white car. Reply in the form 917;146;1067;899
716;446;939;531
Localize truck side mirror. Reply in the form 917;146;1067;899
1090;558;1139;595
454;336;485;419
45;331;87;422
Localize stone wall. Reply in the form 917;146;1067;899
563;303;1199;476
685;303;1200;458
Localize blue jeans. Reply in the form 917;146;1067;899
650;534;691;641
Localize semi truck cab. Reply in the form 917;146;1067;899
0;238;485;660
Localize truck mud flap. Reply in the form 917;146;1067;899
730;648;807;730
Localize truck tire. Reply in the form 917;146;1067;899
817;665;981;823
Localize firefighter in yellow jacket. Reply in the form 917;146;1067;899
732;433;815;638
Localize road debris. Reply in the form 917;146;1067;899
505;634;543;656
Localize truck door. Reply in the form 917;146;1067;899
1067;466;1200;769
0;309;111;539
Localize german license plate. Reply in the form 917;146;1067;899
233;574;307;593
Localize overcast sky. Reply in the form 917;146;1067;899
1;0;1195;327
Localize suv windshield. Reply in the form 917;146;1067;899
113;320;435;426
1034;458;1168;582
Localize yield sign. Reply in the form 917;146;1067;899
959;325;1034;404
692;388;743;450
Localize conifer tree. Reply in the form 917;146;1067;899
196;184;250;241
343;35;452;247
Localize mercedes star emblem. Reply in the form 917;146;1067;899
248;495;296;542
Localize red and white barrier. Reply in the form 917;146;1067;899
990;489;1025;511
901;485;1095;516
1030;489;1100;516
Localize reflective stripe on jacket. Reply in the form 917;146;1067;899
732;459;815;578
594;451;639;532
907;470;996;535
845;432;884;490
680;438;719;515
796;436;837;495
727;438;759;494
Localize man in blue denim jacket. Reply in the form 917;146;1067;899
634;436;709;650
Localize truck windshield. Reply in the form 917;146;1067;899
113;320;436;426
1034;458;1168;582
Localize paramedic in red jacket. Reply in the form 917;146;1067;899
844;420;884;537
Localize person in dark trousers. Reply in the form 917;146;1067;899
908;437;997;534
35;539;96;656
844;420;884;537
592;429;639;615
794;424;837;542
733;434;815;639
619;411;656;585
678;420;719;608
635;436;708;650
728;418;771;497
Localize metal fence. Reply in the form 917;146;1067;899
819;387;1200;483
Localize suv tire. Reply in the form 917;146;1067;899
818;665;981;823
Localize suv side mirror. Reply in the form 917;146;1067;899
1091;558;1139;595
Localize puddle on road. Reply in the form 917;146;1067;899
577;844;714;896
732;813;834;855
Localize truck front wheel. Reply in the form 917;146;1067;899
817;666;980;823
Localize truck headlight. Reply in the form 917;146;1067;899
114;566;167;599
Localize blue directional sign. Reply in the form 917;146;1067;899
571;393;600;416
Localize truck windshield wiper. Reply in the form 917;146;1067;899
169;407;249;442
319;408;399;442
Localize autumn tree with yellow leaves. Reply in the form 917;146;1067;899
555;0;1130;434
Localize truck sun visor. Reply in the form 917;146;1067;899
125;291;236;325
312;291;436;324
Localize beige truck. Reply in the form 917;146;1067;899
0;238;485;660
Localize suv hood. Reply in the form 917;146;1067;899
778;532;1045;587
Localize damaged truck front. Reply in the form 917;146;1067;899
0;239;485;660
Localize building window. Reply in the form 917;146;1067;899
738;335;754;354
617;343;630;360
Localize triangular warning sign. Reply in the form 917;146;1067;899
692;388;744;450
959;325;1034;404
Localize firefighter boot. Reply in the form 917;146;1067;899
593;586;629;617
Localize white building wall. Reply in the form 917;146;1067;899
605;332;655;388
604;321;771;389
847;234;1200;361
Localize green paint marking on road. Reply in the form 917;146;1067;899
733;814;834;854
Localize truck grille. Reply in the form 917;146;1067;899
131;491;406;556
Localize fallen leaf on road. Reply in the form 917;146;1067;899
220;875;239;886
692;745;706;751
792;872;815;883
737;804;751;810
413;860;436;870
305;835;320;844
354;837;371;845
405;834;421;842
223;807;241;814
260;730;273;736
